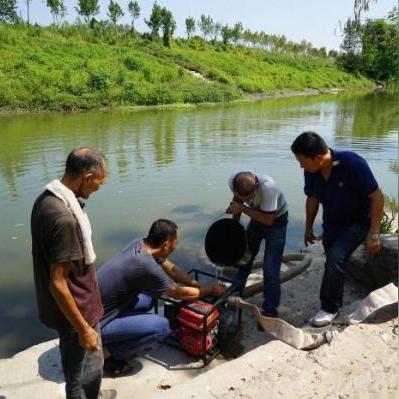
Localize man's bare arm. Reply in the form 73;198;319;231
161;259;199;287
305;196;320;245
166;282;225;301
366;188;384;256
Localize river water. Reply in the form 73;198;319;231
0;91;397;358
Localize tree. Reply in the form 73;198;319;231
221;24;232;45
145;2;163;39
25;0;31;24
361;18;398;80
0;0;18;23
160;7;175;47
328;49;338;58
127;0;140;30
211;21;222;43
185;16;195;39
107;0;123;26
46;0;66;25
197;14;213;40
337;9;398;82
231;22;243;44
337;18;363;73
354;0;376;20
75;0;100;25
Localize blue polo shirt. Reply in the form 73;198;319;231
304;149;378;238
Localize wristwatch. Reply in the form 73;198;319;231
368;233;380;240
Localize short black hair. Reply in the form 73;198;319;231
232;172;258;197
146;219;178;248
291;132;328;158
65;147;106;179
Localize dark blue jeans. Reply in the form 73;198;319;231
58;323;103;399
101;293;170;361
321;223;369;314
235;216;287;317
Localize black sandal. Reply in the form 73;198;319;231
103;357;134;377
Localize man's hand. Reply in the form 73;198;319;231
365;236;381;257
304;228;317;246
78;326;100;351
190;279;200;288
207;282;226;297
226;201;244;216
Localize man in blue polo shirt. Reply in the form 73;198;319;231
291;132;384;327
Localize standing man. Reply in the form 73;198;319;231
291;132;384;327
226;171;288;318
31;148;116;399
98;219;225;376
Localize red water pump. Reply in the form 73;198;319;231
158;269;241;367
177;301;220;357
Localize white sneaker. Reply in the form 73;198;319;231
310;310;338;327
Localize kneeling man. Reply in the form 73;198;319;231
98;219;224;375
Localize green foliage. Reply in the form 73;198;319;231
127;0;140;30
0;24;373;111
107;0;123;26
338;10;398;83
389;161;398;175
211;22;222;43
185;16;195;39
361;19;398;81
231;22;243;44
160;7;175;47
380;194;398;234
75;0;100;25
198;14;213;40
221;25;232;45
87;70;109;91
0;0;17;23
123;56;143;71
145;2;162;39
46;0;66;25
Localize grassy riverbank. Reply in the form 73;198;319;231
0;24;373;111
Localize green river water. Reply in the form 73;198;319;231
0;90;397;357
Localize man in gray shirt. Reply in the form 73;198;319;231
226;171;288;318
98;219;225;376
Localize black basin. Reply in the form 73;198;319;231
204;218;247;267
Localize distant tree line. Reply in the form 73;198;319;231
186;14;333;58
0;0;397;81
0;0;332;56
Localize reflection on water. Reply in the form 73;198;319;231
0;91;397;357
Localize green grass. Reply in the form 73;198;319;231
0;24;373;111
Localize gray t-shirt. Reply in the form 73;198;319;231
98;238;174;326
228;171;288;217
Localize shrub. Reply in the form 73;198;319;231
123;56;143;71
87;70;110;91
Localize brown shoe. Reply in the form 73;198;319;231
100;389;117;399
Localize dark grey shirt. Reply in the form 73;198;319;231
31;190;103;331
98;238;174;326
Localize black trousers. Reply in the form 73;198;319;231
321;224;368;313
59;324;103;399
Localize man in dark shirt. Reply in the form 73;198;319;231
98;219;225;375
31;148;116;399
291;132;384;327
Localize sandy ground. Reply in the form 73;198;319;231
0;244;397;399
